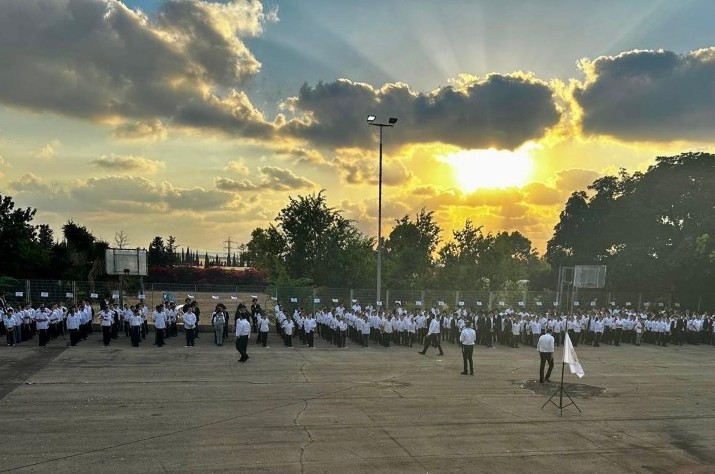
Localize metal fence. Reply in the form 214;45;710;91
1;279;713;312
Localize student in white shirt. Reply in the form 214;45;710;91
459;320;477;375
183;309;197;347
418;316;444;356
537;329;556;383
235;315;251;362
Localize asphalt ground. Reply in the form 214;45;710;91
1;330;714;473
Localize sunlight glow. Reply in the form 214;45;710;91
440;145;536;192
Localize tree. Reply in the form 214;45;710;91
114;230;130;249
60;221;108;282
545;152;715;294
383;209;441;289
0;194;39;276
245;191;376;287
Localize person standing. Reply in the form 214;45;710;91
213;308;226;347
282;317;295;347
152;304;166;347
3;308;15;346
130;308;143;347
418;316;444;356
98;304;113;347
303;313;315;348
184;308;197;347
537;329;555;383
236;315;251;362
459;320;477;375
66;306;81;347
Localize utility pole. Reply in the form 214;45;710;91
223;236;233;267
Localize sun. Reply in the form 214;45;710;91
440;145;535;192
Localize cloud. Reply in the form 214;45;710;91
225;160;251;176
9;172;51;193
0;0;276;138
281;74;560;150
273;146;326;165
33;140;60;159
90;155;165;173
330;148;414;186
573;48;715;142
258;166;317;190
215;177;258;192
521;182;562;206
112;119;167;141
554;168;600;193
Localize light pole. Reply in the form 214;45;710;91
367;115;398;309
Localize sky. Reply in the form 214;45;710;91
2;0;715;256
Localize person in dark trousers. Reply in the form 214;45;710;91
235;315;251;362
250;298;262;333
418;316;444;356
459;320;476;375
537;329;555;383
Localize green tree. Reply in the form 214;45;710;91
383;209;441;289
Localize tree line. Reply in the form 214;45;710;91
2;152;714;294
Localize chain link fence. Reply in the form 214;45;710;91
0;279;713;312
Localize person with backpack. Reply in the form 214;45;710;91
212;305;226;346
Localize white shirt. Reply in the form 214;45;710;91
152;311;166;329
459;327;477;345
236;319;251;336
427;318;441;335
184;312;197;329
537;333;555;353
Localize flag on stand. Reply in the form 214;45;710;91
563;332;585;378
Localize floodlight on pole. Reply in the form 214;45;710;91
367;115;398;309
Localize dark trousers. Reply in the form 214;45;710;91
420;334;443;355
5;329;14;346
236;335;249;361
306;332;314;348
155;327;165;347
284;333;293;347
38;328;49;346
101;326;111;346
594;332;601;347
539;352;554;382
131;326;141;347
462;345;474;373
185;328;195;346
69;328;79;346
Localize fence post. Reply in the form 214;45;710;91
25;279;31;304
72;281;77;305
637;293;642;311
350;289;354;305
455;291;459;309
385;289;390;310
421;290;426;309
488;291;494;311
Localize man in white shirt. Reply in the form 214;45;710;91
303;314;315;348
152;304;166;347
537;329;556;383
235;315;251;362
183;308;197;347
418;316;444;356
459;320;477;375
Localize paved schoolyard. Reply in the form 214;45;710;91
1;330;714;473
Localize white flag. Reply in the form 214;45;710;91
563;332;585;378
211;295;219;300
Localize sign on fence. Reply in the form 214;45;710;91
40;292;49;298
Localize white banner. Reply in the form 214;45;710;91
250;295;257;299
65;292;73;298
590;301;596;307
15;291;23;297
536;301;543;306
211;295;219;300
476;301;482;306
230;296;238;300
458;301;465;307
138;294;145;299
332;298;339;303
498;301;505;306
563;332;585;378
112;293;119;299
675;303;681;308
415;301;422;306
553;302;559;307
625;302;631;306
314;298;320;303
518;301;525;307
376;301;382;306
438;301;445;306
90;293;99;298
40;292;49;297
573;301;580;307
290;297;298;303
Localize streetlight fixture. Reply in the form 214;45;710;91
367;115;398;309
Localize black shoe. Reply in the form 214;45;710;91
438;352;444;356
545;377;550;382
418;352;425;355
470;372;474;375
539;380;544;383
460;371;468;375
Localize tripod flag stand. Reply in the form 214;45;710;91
542;332;584;416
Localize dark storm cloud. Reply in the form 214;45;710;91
0;0;274;136
574;48;715;141
281;74;561;150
